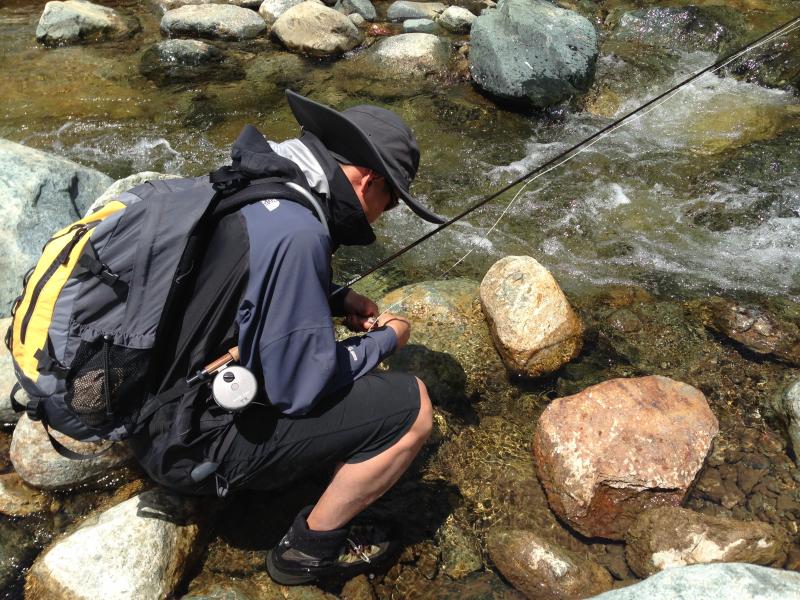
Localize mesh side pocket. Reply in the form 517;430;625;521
68;339;150;429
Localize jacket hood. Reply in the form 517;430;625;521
230;125;375;249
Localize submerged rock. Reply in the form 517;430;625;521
470;0;597;107
436;516;482;579
533;376;719;539
358;33;450;78
438;6;475;33
726;35;800;92
625;506;788;577
334;0;376;22
140;40;244;85
609;6;745;55
160;5;267;40
387;1;445;21
705;298;800;366
0;472;49;517
480;256;583;378
26;490;207;599
36;0;140;45
10;415;131;490
486;529;612;599
272;1;362;56
0;139;112;319
0;519;39;592
590;563;800;600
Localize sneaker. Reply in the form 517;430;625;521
266;506;399;585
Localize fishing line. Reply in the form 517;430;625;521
340;13;799;307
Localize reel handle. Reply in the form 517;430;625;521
203;347;240;374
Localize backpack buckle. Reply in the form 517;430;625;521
97;265;120;286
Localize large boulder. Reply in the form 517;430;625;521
153;0;262;14
625;507;788;577
26;490;207;599
160;5;267;40
469;0;597;107
0;140;112;318
10;415;131;490
480;256;583;378
589;563;800;600
533;376;719;540
272;1;361;56
334;0;376;22
387;1;445;21
140;40;244;85
359;33;450;78
36;0;140;45
486;529;612;599
437;6;475;33
0;317;20;424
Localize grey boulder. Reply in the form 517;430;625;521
0;139;112;319
387;0;445;21
437;6;475;33
334;0;376;22
470;0;597;107
153;0;262;14
272;1;361;56
10;415;131;490
36;0;140;45
361;33;450;78
588;563;800;600
140;40;244;85
26;490;208;599
403;18;437;33
160;4;267;40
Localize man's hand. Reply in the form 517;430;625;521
341;290;379;332
376;312;411;349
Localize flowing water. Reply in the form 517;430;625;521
1;0;800;597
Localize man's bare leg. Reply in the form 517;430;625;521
306;378;433;531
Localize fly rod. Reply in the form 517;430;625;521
336;14;800;294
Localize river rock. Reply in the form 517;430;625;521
140;40;244;85
469;0;597;107
259;0;309;26
727;35;800;91
609;6;745;55
272;1;361;56
10;415;131;490
36;0;140;45
768;380;800;467
0;472;49;517
161;5;267;40
437;6;475;33
26;489;206;599
387;0;445;21
403;18;436;33
625;506;787;577
700;297;800;366
0;318;20;424
480;256;583;378
589;563;800;600
348;13;364;26
533;376;719;540
437;516;482;579
487;529;613;599
360;33;450;79
154;0;262;13
0;140;112;319
334;0;375;22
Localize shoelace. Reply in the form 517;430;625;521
346;537;371;564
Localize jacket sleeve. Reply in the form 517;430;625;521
237;228;397;416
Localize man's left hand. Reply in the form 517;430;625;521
342;290;379;332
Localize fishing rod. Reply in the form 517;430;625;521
338;14;800;293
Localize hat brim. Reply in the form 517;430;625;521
285;90;445;224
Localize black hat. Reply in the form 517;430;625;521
285;90;445;224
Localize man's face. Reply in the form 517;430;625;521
362;173;398;224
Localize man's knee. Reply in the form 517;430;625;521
414;377;433;440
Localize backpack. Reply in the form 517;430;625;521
6;127;330;457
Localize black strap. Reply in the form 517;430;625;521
41;419;115;461
9;383;26;414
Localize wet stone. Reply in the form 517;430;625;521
403;18;437;33
0;472;49;517
272;1;362;56
333;0;376;21
341;574;376;600
140;40;244;85
436;516;482;579
160;5;267;41
387;0;445;21
0;519;39;592
36;0;140;45
437;6;475;34
258;0;312;26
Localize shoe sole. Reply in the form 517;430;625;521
266;550;319;586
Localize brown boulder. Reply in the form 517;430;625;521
533;376;719;539
625;506;788;577
486;529;612;599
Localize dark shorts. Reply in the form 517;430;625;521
217;371;421;491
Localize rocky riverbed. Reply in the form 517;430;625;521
1;0;799;597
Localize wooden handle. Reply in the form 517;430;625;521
203;347;239;373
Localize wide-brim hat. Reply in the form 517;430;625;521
285;89;445;224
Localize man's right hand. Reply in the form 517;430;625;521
375;312;411;349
